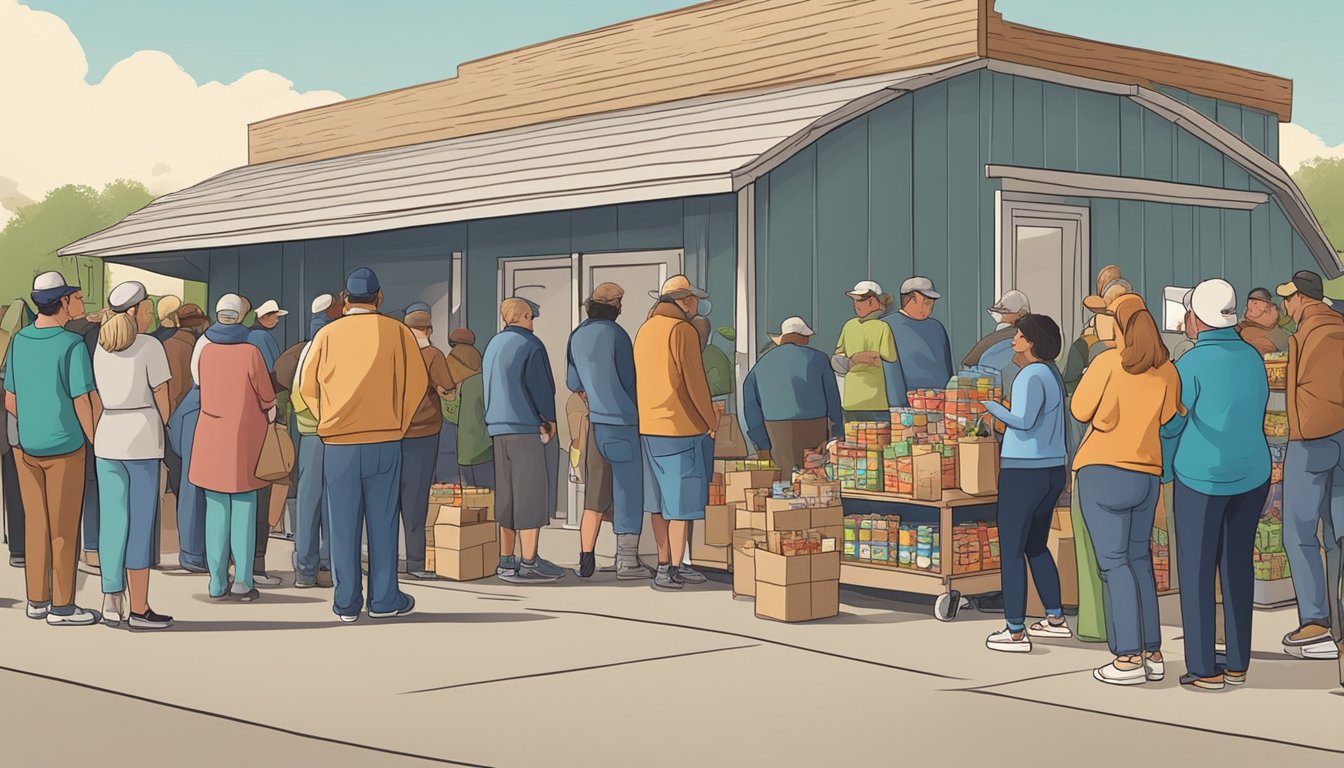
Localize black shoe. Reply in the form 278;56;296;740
179;560;209;574
129;608;175;630
576;552;596;579
9;555;23;568
234;588;261;602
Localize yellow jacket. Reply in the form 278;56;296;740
298;312;429;445
1070;348;1182;476
634;303;716;437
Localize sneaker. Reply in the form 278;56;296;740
252;571;283;588
317;569;334;588
616;558;651;580
530;558;566;579
9;555;23;568
46;606;102;626
1144;652;1166;682
26;601;50;620
986;627;1032;653
675;563;708;585
339;613;360;624
652;565;684;591
407;570;438;580
1180;673;1225;690
496;555;520;579
1283;623;1339;659
179;560;209;574
369;594;416;620
294;575;318;589
1027;617;1074;639
129;609;174;630
499;561;561;584
102;594;127;627
1221;669;1247;687
230;584;261;602
576;552;596;579
1093;656;1148;686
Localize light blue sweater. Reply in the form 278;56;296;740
483;326;557;437
566;318;638;427
982;362;1067;469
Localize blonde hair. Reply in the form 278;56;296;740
98;311;138;353
500;298;533;325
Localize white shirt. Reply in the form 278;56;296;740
93;335;171;460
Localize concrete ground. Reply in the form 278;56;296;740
2;536;1342;768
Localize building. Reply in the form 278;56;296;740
63;0;1341;518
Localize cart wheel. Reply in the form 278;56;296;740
934;590;962;622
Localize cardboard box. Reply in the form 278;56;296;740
745;489;770;512
434;505;487;527
1026;534;1078;615
732;529;764;597
734;503;765;532
434;543;498;581
765;506;812;532
754;549;811;585
911;452;942;501
726;470;780;503
426;547;436;573
765;497;809;513
755;582;812;621
958;436;999;496
433;519;498;550
799;479;842;502
811;551;841;582
705;504;733;546
810;579;840;619
1051;505;1073;535
690;519;732;570
810;505;844;529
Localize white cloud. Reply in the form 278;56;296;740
0;0;342;219
1279;123;1344;175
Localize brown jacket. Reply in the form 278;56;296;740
407;343;454;439
446;344;481;388
1286;302;1344;441
162;328;198;415
634;302;716;437
1236;319;1289;357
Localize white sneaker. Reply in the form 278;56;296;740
252;572;283;588
1027;617;1074;639
46;607;102;626
102;594;126;627
1093;656;1148;686
986;627;1032;653
1144;653;1166;682
26;602;50;620
338;613;360;624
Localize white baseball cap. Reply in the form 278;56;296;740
989;290;1030;314
107;281;148;313
769;316;816;345
1182;278;1238;329
846;280;883;299
254;299;288;318
900;276;941;300
310;294;334;314
215;294;247;322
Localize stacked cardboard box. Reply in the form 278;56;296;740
428;484;496;521
844;421;892;449
430;505;499;581
1025;533;1079;615
1151;527;1171;593
952;522;999;573
690;518;733;571
754;547;841;623
732;529;767;597
834;443;882;491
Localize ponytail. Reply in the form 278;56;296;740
98;311;138;353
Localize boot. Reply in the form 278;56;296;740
615;534;649;580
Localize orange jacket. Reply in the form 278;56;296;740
634;303;716;437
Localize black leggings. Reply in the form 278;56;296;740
997;465;1068;629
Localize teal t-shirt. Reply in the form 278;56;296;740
4;324;95;457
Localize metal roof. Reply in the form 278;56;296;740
61;62;965;259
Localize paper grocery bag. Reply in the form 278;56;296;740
957;435;998;496
714;412;749;458
256;423;297;482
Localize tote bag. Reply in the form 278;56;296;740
255;422;297;482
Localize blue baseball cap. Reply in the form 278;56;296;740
32;271;80;305
403;302;432;316
345;267;381;297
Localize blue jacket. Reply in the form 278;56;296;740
247;328;280;372
983;362;1067;469
882;312;954;407
742;342;844;451
483;325;557;437
168;386;200;457
1160;327;1270;496
565;319;638;426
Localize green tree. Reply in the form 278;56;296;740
1293;157;1344;297
0;180;154;309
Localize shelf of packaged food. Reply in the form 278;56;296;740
841;488;997;508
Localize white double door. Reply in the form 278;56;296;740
998;199;1090;357
500;250;683;526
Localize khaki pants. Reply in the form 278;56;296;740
15;446;86;607
764;417;832;474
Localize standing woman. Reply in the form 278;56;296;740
190;295;276;602
94;282;174;629
982;314;1071;652
1072;293;1183;685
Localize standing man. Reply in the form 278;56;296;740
1276;270;1344;660
5;272;101;625
1161;279;1271;689
483;297;565;583
743;316;843;473
963;290;1031;392
883;276;954;409
636;275;718;591
159;303;207;520
834;281;898;422
63;307;102;574
400;304;456;579
246;298;288;587
1237;287;1291;356
566;282;645;580
280;295;336;589
300;268;427;622
436;327;483;484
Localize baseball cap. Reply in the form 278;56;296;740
156;295;182;322
345;267;381;297
1183;279;1238;329
404;310;432;329
402;302;432;317
588;282;625;306
31;271;80;305
254;299;288;318
1276;270;1332;306
108;281;148;313
1246;287;1274;304
900;276;941;300
649;275;709;301
449;328;476;346
311;294;334;315
989;290;1030;314
846;280;882;299
769;316;816;345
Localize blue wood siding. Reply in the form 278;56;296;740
1155;85;1279;162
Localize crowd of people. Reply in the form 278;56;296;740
2;260;1341;692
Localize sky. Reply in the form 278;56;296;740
3;0;1342;223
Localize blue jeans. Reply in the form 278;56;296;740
399;434;440;572
594;424;643;536
324;441;408;617
1284;430;1344;628
95;458;160;594
175;409;207;570
1077;465;1163;656
434;421;461;485
459;461;495;489
204;490;257;597
997;465;1067;630
292;434;329;579
642;434;712;522
1173;480;1268;678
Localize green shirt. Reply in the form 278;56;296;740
456;373;493;466
702;344;735;398
4;324;95;457
835;316;897;412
